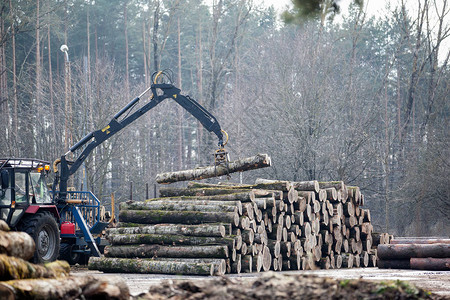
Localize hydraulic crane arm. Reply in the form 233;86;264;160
54;71;226;202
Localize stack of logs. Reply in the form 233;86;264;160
0;220;129;299
377;238;450;270
89;179;387;275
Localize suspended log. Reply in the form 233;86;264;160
377;243;450;259
119;209;239;227
410;258;450;271
89;257;219;276
104;244;229;259
156;154;271;184
107;223;227;238
0;275;130;300
0;254;69;281
0;230;35;261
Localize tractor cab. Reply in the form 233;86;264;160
0;158;56;228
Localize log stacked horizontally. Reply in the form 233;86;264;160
0;220;130;299
377;238;450;270
90;179;386;275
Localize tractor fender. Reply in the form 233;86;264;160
25;205;60;221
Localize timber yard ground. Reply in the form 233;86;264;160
71;267;450;298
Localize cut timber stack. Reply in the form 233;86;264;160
377;238;450;270
90;178;385;275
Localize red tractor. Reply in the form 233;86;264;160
0;159;61;263
0;70;228;264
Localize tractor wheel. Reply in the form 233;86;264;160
59;243;81;265
19;211;60;263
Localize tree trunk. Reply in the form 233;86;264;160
156;154;271;183
0;255;69;281
119;209;239;226
104;244;229;259
410;258;450;271
107;223;227;238
0;231;35;260
120;201;238;214
0;275;129;300
159;188;251;198
377;259;410;269
377;244;450;259
108;233;237;247
390;238;450;245
319;181;345;191
89;257;223;276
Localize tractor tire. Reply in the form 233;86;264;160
19;211;60;264
59;243;81;265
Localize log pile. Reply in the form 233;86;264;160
377;238;450;270
0;220;130;299
91;178;386;275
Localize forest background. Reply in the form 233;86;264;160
0;0;449;236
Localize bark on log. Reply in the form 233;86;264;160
0;231;35;261
125;200;241;214
319;257;331;269
147;258;227;274
119;210;239;227
377;259;410;269
158;188;252;198
254;179;292;192
0;220;9;231
0;254;69;281
377;243;450;259
89;257;218;275
291;180;319;193
241;255;253;273
341;253;354;268
390;238;450;245
108;233;237;247
156;154;271;183
187;182;254;189
0;275;129;300
410;258;450;271
319;181;345;191
104;244;229;259
107;223;227;238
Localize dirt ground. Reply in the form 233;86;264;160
71;267;450;299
